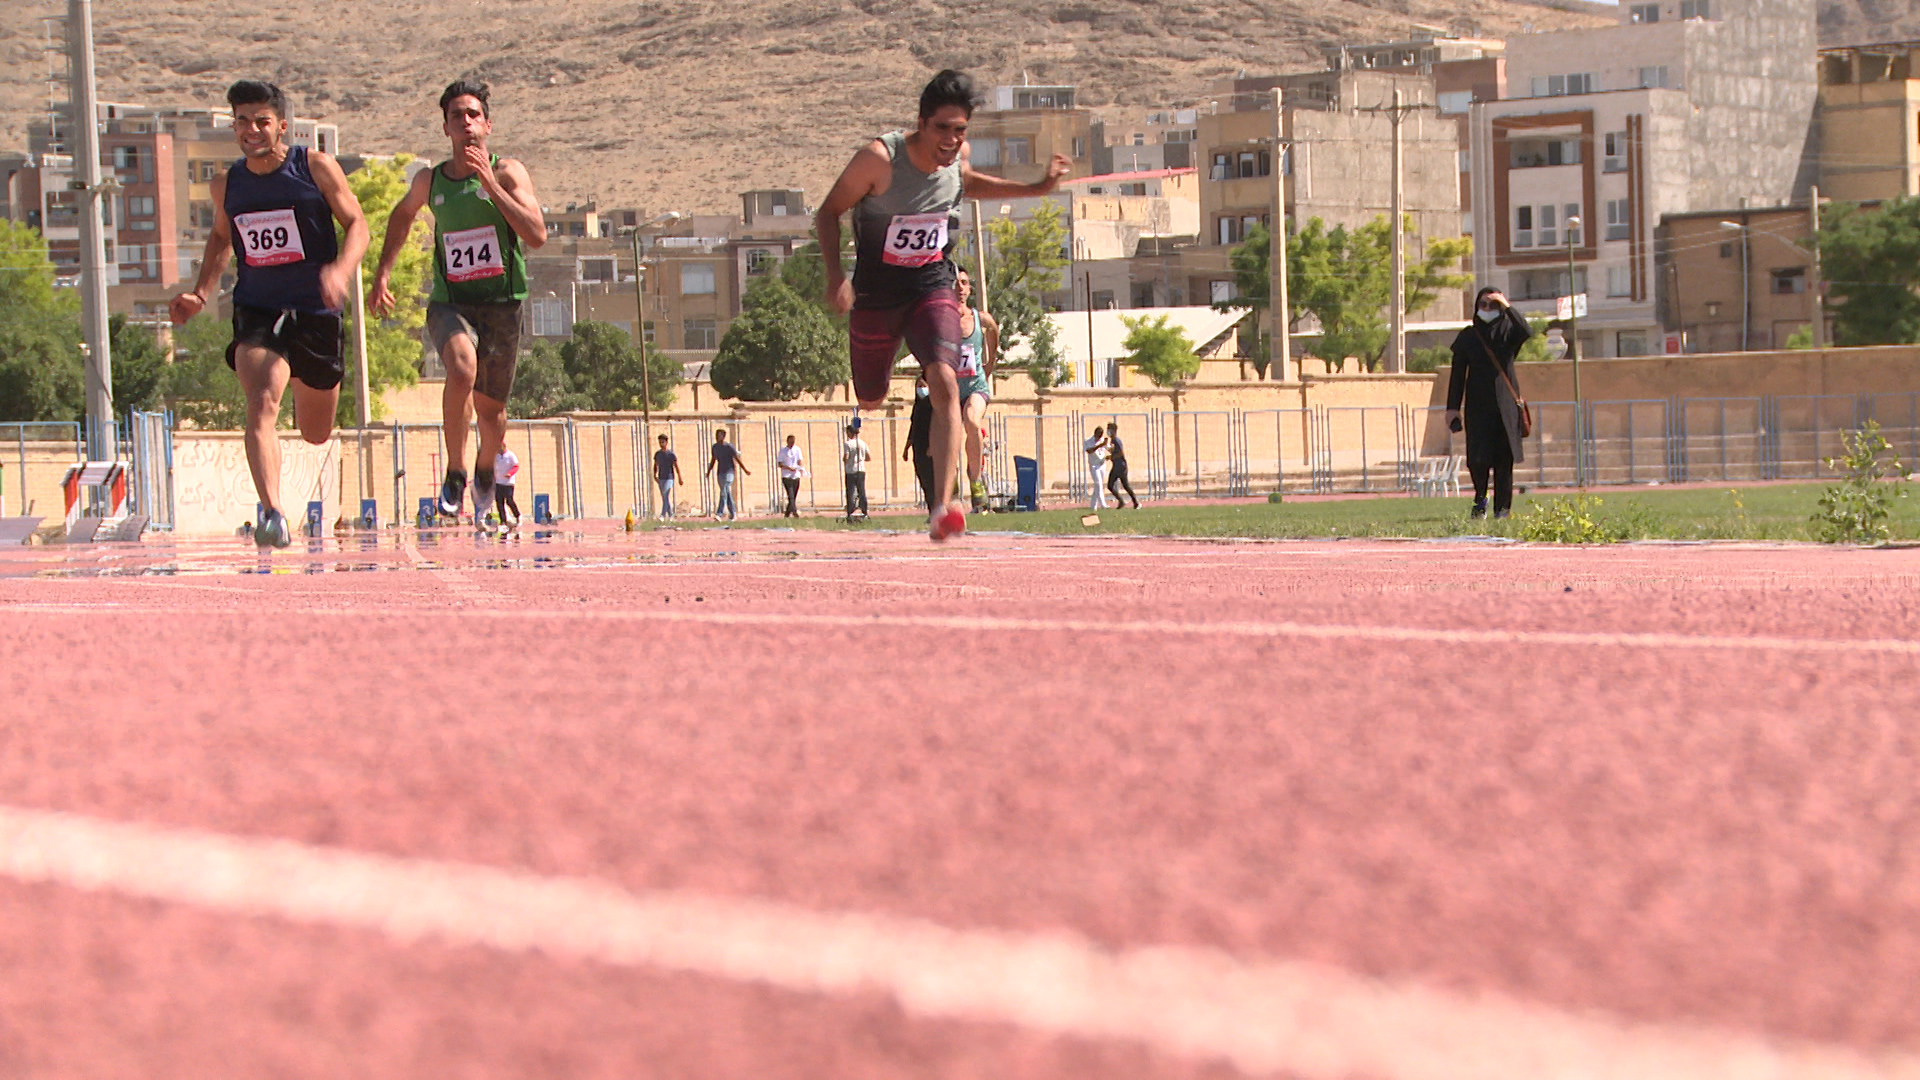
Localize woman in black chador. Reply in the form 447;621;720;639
1445;287;1531;519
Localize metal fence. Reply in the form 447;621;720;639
0;421;83;521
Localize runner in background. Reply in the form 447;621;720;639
170;80;368;549
494;444;521;526
953;266;999;512
371;80;546;529
815;69;1068;541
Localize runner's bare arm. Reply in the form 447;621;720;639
370;168;432;315
960;145;1072;199
982;310;1001;377
480;156;547;250
309;151;370;313
814;142;890;315
169;174;233;325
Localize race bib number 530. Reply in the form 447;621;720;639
883;213;948;267
442;224;506;282
233;209;306;267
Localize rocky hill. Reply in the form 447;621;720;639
2;0;1897;215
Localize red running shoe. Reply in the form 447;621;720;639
929;503;966;542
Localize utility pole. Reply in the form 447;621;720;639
68;0;114;460
1808;184;1826;350
971;199;991;316
631;229;654;516
1269;88;1290;382
1085;270;1097;387
1360;88;1434;375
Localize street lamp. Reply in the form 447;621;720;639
1720;207;1825;351
1565;215;1585;485
632;210;682;516
1716;219;1751;352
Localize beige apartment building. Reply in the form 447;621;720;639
965;84;1094;185
1817;42;1920;201
1657;204;1830;355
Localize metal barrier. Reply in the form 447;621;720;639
0;421;84;521
127;411;174;528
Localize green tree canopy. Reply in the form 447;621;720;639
1820;197;1920;347
956;201;1071;388
109;314;168;415
163;313;250;429
1120;313;1201;387
711;277;849;401
561;320;681;412
508;339;590;418
0;220;84;422
341;155;429;425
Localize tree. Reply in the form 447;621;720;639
560;320;680;412
1819;197;1920;347
340;155;429;425
509;339;590;418
1221;222;1277;377
1120;314;1201;387
109;314;168;416
163;313;250;429
711;277;848;401
958;201;1071;388
1289;217;1389;373
0;220;84;422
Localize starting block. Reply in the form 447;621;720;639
533;494;553;524
60;461;145;543
417;497;437;528
359;498;379;529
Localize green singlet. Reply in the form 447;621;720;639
427;155;527;305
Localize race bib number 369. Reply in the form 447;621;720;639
233;209;306;267
883;212;949;267
443;224;506;283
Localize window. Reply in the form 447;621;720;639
1530;73;1598;97
528;297;570;337
971;138;1000;166
1091;290;1115;309
1509;137;1581;168
1515;204;1534;248
112;146;139;170
1771;268;1808;294
1539;203;1557;247
746;249;777;275
1211;152;1231;181
1459;149;1471;174
1629;3;1660;22
1607;266;1632;297
126;219;156;232
1217;216;1237;245
1132;133;1146;146
1072;137;1087;158
1119;182;1147;196
1605;199;1631;241
1603;132;1627;172
1638;66;1670;89
1005;137;1032;166
1165;129;1195;143
126;196;155;217
681;262;715;295
1617;331;1650;357
684;319;717;349
1132;282;1156;307
1509;267;1589;300
642;320;656;345
568;221;586;237
1210;280;1235;304
578;257;615;282
1680;0;1710;18
190;201;215;229
1238;151;1257;178
1437;90;1474;114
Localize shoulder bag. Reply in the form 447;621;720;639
1473;327;1533;439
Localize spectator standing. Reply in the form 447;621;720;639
1446;287;1531;520
777;434;807;518
652;433;684;518
1083;424;1110;510
905;378;937;511
842;423;872;521
706;428;750;520
1104;422;1139;509
493;445;522;526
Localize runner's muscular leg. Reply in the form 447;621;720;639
472;391;508;476
289;380;339;446
233;344;289;513
440;333;478;472
925;362;963;514
963;392;987;483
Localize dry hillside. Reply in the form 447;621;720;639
6;0;1885;216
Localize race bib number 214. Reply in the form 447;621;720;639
443;225;505;283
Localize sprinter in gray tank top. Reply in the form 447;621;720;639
814;69;1070;541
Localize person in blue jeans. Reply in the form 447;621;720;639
653;433;683;518
706;428;750;520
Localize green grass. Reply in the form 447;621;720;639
652;483;1920;542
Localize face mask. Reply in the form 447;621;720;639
916;386;930;398
1477;308;1500;323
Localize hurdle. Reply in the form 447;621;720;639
60;461;146;543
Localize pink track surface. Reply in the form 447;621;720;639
2;526;1919;1077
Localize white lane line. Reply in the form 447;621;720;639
0;804;1910;1080
7;604;1920;657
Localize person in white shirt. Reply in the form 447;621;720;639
776;434;807;518
1083;424;1110;510
493;446;521;526
841;423;871;521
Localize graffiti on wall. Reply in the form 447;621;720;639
173;435;339;535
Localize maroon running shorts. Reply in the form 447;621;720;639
848;289;963;404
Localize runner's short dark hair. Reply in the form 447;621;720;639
919;70;981;119
226;81;288;120
440;80;491;120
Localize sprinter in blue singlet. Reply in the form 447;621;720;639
170;81;367;548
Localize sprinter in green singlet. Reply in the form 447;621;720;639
371;80;546;527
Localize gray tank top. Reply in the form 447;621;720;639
851;131;963;309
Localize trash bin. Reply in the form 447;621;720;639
1014;456;1038;512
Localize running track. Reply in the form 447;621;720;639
1;526;1918;1079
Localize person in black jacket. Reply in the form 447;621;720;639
1446;287;1530;519
905;377;938;511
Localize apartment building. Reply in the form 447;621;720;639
1817;42;1920;201
1089;108;1200;174
1193;69;1464;316
1656;203;1831;355
966;84;1094;185
1467;0;1818;356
